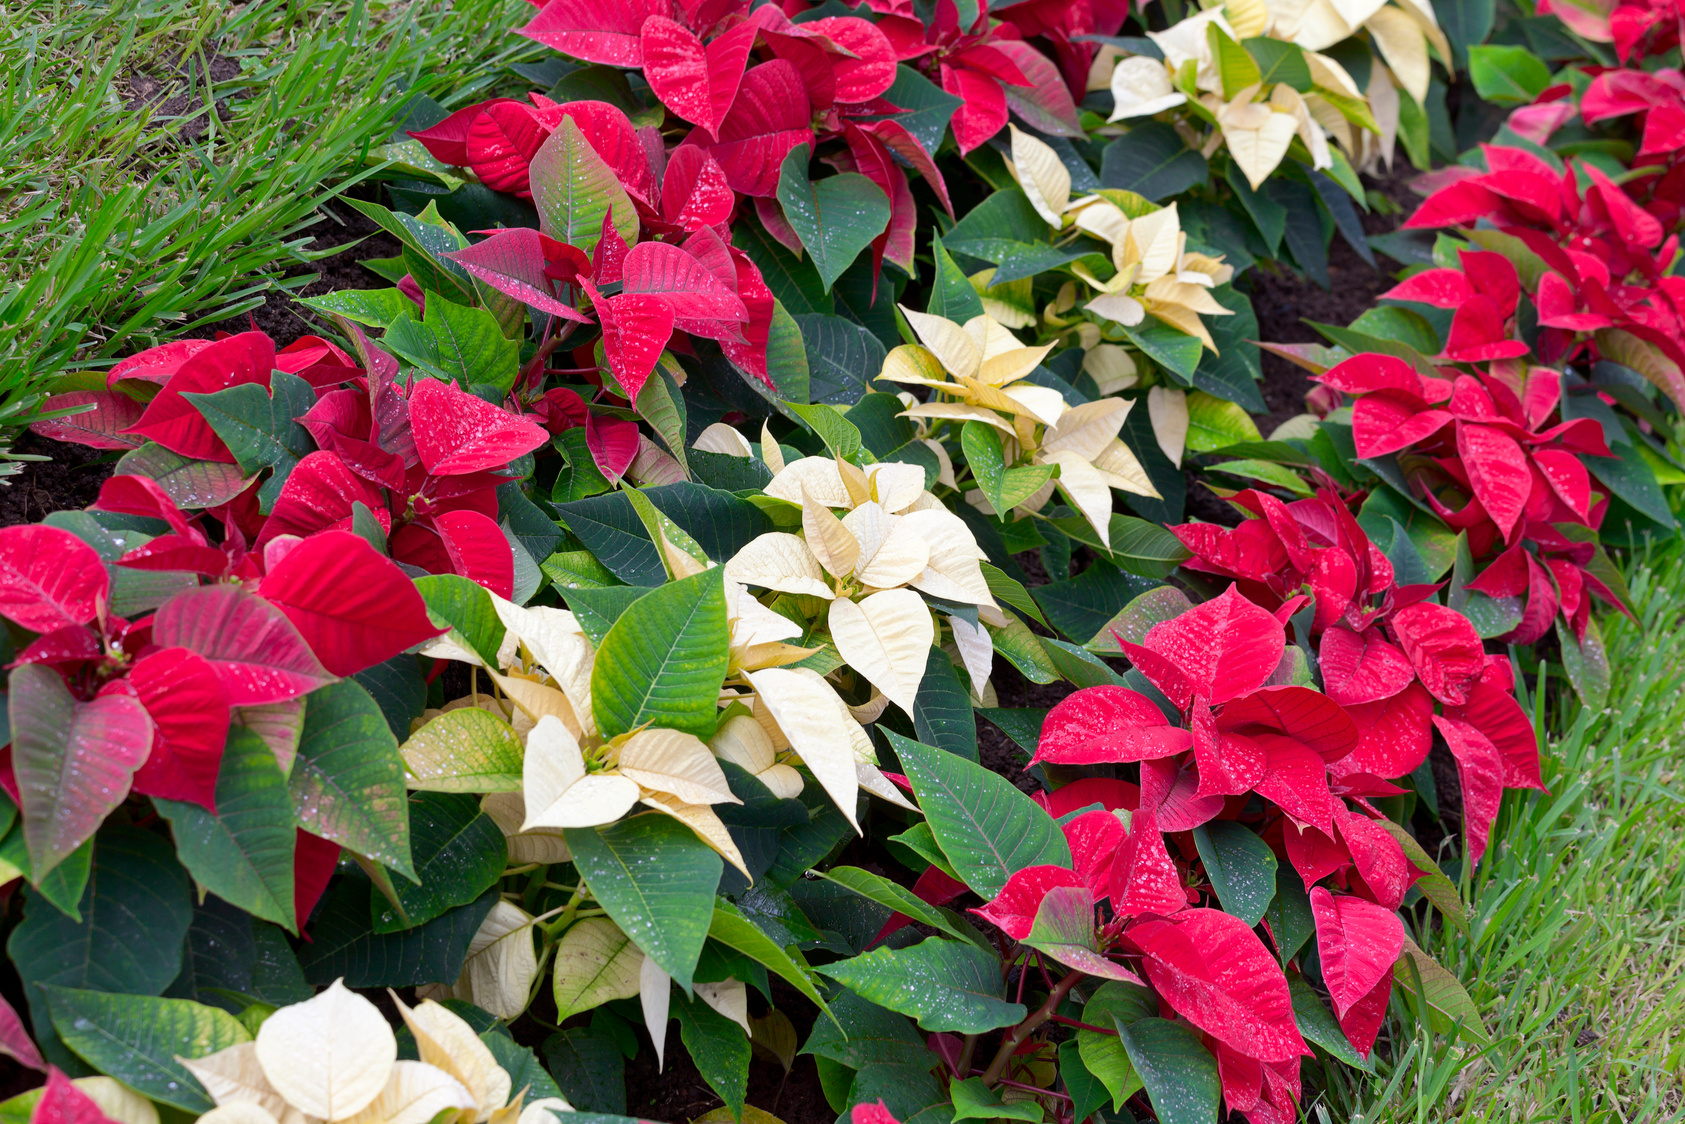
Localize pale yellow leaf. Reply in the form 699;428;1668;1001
178;1044;288;1118
193;1105;281;1124
725;580;803;649
724;532;833;599
1108;56;1188;120
339;1063;476;1124
693;422;753;457
946;615;994;695
480;793;572;864
1094;438;1161;497
489;671;583;741
923;437;958;489
254;980;395;1121
746;668;861;831
523;715;639;830
900;402;1015;432
1393;0;1453;66
1221;100;1298;188
1086;292;1146;327
828;591;933;715
1042;398;1133;460
1280;0;1357;49
1306;49;1363;97
1008;125;1071;225
1148;386;1190;467
900;508;994;606
640;954;672;1071
1144;276;1232;316
801;492;861;578
640;792;750;878
901;308;981;379
617;728;739;805
856;761;919;812
1366;5;1429;102
515;1098;574;1124
760;421;785;475
72;1078;159;1124
865;462;927;513
458;901;538;1021
709;714;776;774
1147;298;1219;350
696;980;752;1035
553;917;643;1020
393;997;510;1119
876;344;953;391
1000;384;1069;427
1083;344;1139;394
1225;0;1270;36
844;505;931;588
1070;198;1132;245
1046;450;1116;549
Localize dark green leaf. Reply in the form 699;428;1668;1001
542;1029;626;1113
46;989;250;1111
928;233;984;324
815;938;1026;1034
1263;862;1315;965
798;314;884;406
1243;38;1312;90
385;293;520;392
1032;559;1153;644
555;484;772;586
911;647;978;761
777;147;891;292
183;372;316;511
882;65;963;157
372;794;505;932
1100;124;1208;201
1191;820;1276;928
1288;971;1372;1071
297;879;496;987
733;224;833;317
1116;1018;1220;1124
802;987;923;1069
292;680;413;879
674;991;751;1119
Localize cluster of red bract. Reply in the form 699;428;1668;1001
1538;0;1682;62
1307;348;1630;643
1171;498;1545;863
967;583;1516;1123
1403;145;1685;394
34;330;556;598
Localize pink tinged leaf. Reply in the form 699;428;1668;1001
1140;756;1224;831
850;1103;900;1124
1503;550;1559;646
445;230;592;321
1109;808;1186;917
0;992;43;1071
1584;162;1663;249
106;338;214;390
516;0;669;65
1444;672;1543;790
294;829;341;929
1219;685;1360;762
0;526;110;634
12;626;102;671
621;240;749;321
754;195;806;255
991;39;1083;137
1138;585;1285;707
1432;714;1505;864
1463;541;1530;598
30;391;146;450
433;509;516;599
1213;1040;1263;1113
128;647;230;810
466;102;550;195
1350;392;1450;458
1458;250;1521;318
584;281;676;403
1338;681;1435;779
585;414;642;484
1130;908;1307;1063
1332;803;1415;911
259;531;444;677
1319;627;1415;706
1061;809;1125;899
1455;424;1536;542
1251;733;1333;832
1032;776;1140;818
554;101;661;205
641;16;756;139
760;29;838;111
942;64;1008;154
858;119;953;217
258;451;391;547
1032;684;1192;765
1191;698;1264;798
153;584;335;705
661;145;737;230
409;378;549;476
973;864;1087;939
805;16;899;102
32;1068;123;1124
689;59;814;197
1281;821;1349;888
1378;268;1471;308
592;211;630;286
1389;602;1487;706
1309;887;1403;1058
123;332;276;462
11;664;153;878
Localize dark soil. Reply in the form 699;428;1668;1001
0;431;115;528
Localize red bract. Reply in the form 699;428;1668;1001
1170;492;1547;862
1536;0;1684;60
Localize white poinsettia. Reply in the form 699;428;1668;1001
420;900;541;1021
1263;0;1450;103
1109;55;1188;120
180;983;550;1124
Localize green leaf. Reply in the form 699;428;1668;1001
414;573;507;668
783;400;865;461
401;708;525;793
1184;391;1262;453
291;680;414;880
911;647;978;762
154;728;298;931
979;563;1049;628
1034;559;1152;646
1208;23;1260;98
592;566;728;740
555;484;772;587
815;937;1026;1034
1468;44;1550;105
1556;615;1611;711
928;233;985;324
1085;584;1192;656
673;991;750;1119
962;422;1054;516
342;200;476;304
1263;861;1315;965
885;731;1069;898
1373;820;1467;935
1047;514;1191;579
815;868;968;941
1288;971;1372;1072
183;372;316;511
636;363;690;478
1116;1018;1220;1124
776;146;891;293
846;1063;948;1123
46;989;251;1112
1396;936;1489;1045
1191;820;1277;928
801;987;923;1070
884;822;963;885
529;116;638;255
1099;124;1208;201
566;815;722;989
883;65;963;156
541;1028;626;1114
1077;981;1154;1110
795;314;882;406
114;444;250;510
1059;1039;1109;1123
372;794;505;932
951;1077;1043;1122
482;1031;566;1108
297;878;496;987
384;294;520;392
1122;319;1203;382
1243;37;1312;90
707;900;833;1020
296;288;414;328
989;616;1061;684
733;224;833;318
353;655;429;743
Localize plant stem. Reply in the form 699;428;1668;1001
954;1034;979;1078
980;969;1084;1087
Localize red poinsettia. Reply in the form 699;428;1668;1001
1536;0;1684;61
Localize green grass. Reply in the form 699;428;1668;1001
1317;543;1685;1123
0;0;542;441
